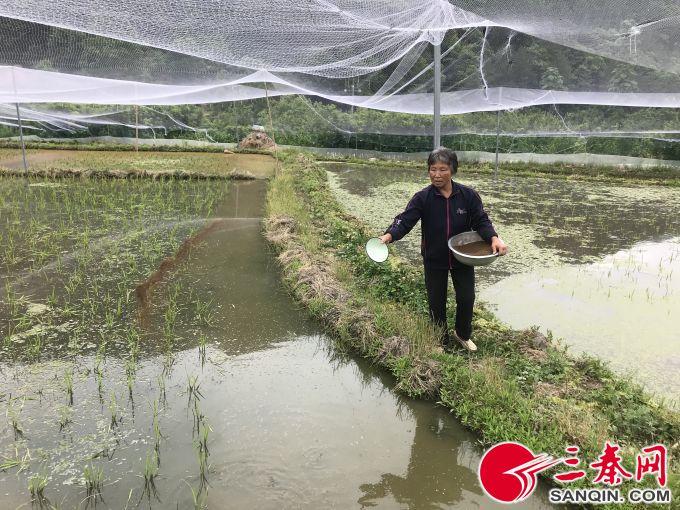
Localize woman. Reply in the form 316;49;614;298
379;147;507;352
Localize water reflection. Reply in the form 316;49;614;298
357;414;481;509
343;353;554;510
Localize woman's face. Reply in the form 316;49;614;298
428;161;452;189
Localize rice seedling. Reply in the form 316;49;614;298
157;373;167;406
108;394;119;429
2;442;29;473
191;399;205;436
163;302;178;339
197;333;207;368
83;463;104;500
47;286;58;308
125;327;140;359
104;307;115;329
140;451;160;502
94;354;104;400
186;374;203;405
64;368;74;405
58;405;73;431
27;331;44;361
184;480;208;510
125;358;136;400
6;398;25;440
28;473;48;501
162;352;175;378
4;280;21;316
194;419;211;492
193;297;215;326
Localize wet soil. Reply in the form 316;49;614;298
0;149;69;169
454;241;493;256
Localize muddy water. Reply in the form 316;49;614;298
325;163;680;402
0;178;556;508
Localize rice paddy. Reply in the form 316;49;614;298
326;162;680;402
0;151;557;508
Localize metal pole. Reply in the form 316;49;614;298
494;109;501;179
15;103;27;171
433;43;441;149
134;105;139;152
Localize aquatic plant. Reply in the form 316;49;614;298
141;451;160;502
125;358;136;400
193;297;215;326
58;405;72;431
0;447;31;473
194;419;211;492
108;394;119;429
6;398;25;440
83;463;104;500
197;333;207;368
186;374;203;404
28;473;48;501
157;373;166;406
64;368;74;405
151;400;164;460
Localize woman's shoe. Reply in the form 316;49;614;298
453;331;477;352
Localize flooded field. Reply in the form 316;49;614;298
0;149;276;179
0;168;556;508
326;162;680;402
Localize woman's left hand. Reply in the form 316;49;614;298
490;236;508;256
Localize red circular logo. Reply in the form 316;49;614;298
479;442;545;503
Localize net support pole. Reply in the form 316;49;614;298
263;80;280;176
494;109;501;179
15;103;28;171
134;105;139;152
433;43;441;149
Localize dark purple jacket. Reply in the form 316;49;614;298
385;180;498;270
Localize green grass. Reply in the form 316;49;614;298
0;139;272;155
0;147;277;179
265;149;680;509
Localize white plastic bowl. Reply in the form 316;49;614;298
365;237;389;263
448;231;499;267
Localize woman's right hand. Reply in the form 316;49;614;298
379;233;392;244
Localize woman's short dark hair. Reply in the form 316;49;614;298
427;147;458;174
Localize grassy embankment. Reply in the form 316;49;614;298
0;150;275;180
265;150;679;508
0;139;269;154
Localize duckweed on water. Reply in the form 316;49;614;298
326;162;680;400
326;163;680;288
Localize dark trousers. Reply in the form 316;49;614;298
424;265;475;342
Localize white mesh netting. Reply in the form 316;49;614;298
0;2;679;137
